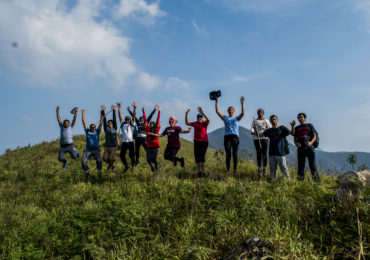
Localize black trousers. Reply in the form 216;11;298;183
224;135;239;171
194;141;208;163
120;142;135;167
297;147;320;182
135;137;147;162
146;147;159;168
164;145;181;164
254;139;269;168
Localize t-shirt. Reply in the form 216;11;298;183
223;116;239;136
162;126;182;148
190;121;208;142
251;119;272;140
121;122;136;143
60;125;73;145
104;127;117;147
294;123;316;148
264;126;290;156
85;129;100;149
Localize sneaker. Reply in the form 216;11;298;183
258;168;262;177
123;166;129;173
198;172;202;178
107;165;111;171
111;165;115;171
135;161;140;166
63;160;67;169
180;158;185;168
263;167;267;176
201;172;206;178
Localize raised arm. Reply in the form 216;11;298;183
56;106;62;125
215;98;224;120
143;107;148;126
128;106;139;122
237;96;245;121
98;109;103;132
147;105;157;122
199;107;210;126
180;128;192;134
289;120;296;135
101;106;107;131
71;107;78;127
112;105;117;129
117;103;123;122
81;110;87;131
156;106;161;127
132;102;137;123
185;109;192;126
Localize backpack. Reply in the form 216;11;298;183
307;124;319;148
279;126;290;155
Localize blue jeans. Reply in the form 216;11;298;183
297;147;320;182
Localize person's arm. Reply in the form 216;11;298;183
185;109;192;126
56;106;62;125
180;127;192;134
128;106;139;122
101;106;107;131
132;102;137;123
215;97;224;120
142;107;147;126
251;121;258;136
307;132;317;147
71;107;78;127
156;107;161;127
81;109;88;131
97;110;103;132
237;96;245;121
117;103;123;122
199;107;210;126
289;120;296;135
147;105;157;122
112;105;117;129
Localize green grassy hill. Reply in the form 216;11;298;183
0;136;368;259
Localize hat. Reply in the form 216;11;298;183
70;107;78;114
209;90;221;100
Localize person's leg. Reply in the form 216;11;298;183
146;148;155;171
307;148;319;182
58;146;67;163
135;139;140;163
109;147;117;169
128;142;135;168
69;145;79;159
171;148;183;167
120;143;129;169
164;145;172;162
231;135;239;173
194;141;201;176
261;139;269;174
277;156;290;179
269;156;278;180
254;139;262;170
103;146;109;163
92;149;103;178
297;148;306;181
224;136;232;172
81;150;91;175
201;142;208;177
153;148;159;170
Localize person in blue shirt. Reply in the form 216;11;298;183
56;106;79;169
293;112;320;182
81;109;103;181
214;96;245;176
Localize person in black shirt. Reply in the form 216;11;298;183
101;105;118;170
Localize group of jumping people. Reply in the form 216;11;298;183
56;96;320;182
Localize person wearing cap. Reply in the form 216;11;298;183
56;106;79;169
118;102;137;173
81;108;103;181
214;96;245;176
159;116;191;167
101;104;118;171
251;108;272;176
143;105;161;172
128;105;157;166
185;107;210;178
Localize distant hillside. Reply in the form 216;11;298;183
208;127;370;174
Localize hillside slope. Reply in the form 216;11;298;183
208;126;370;173
0;136;368;259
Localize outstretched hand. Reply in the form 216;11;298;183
81;109;85;113
56;106;60;111
127;106;131;111
198;107;203;113
154;104;159;110
186;109;190;113
290;120;296;127
117;102;121;109
142;107;145;113
158;106;161;112
101;105;106;111
240;96;245;103
132;102;137;108
111;105;116;110
73;107;78;113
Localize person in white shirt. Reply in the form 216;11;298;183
118;102;137;173
251;108;272;176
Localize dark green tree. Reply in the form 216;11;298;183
346;153;357;171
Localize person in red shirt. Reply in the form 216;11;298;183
185;107;210;177
143;105;161;172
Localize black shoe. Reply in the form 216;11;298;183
111;165;115;171
180;158;185;168
107;165;111;171
201;172;206;178
135;161;140;166
174;160;177;166
84;172;90;182
198;172;202;178
123;166;129;173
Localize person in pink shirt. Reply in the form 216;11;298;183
185;107;210;178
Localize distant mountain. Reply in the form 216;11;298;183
208;127;370;174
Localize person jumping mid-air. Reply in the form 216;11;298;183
143;105;161;172
101;104;118;171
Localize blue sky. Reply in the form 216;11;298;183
1;0;370;154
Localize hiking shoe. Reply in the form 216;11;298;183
111;165;115;171
263;167;267;176
135;161;140;166
201;172;206;178
198;172;202;178
180;158;185;167
63;160;68;169
123;166;129;173
107;164;111;171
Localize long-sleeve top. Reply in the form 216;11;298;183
129;109;156;138
144;110;161;148
101;110;118;147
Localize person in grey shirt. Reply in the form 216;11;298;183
101;104;118;171
56;106;79;169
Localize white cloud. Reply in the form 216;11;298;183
192;19;208;35
21;115;32;123
206;0;307;13
0;0;164;90
138;72;160;90
165;77;189;89
114;0;165;25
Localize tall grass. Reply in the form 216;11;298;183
0;136;368;259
